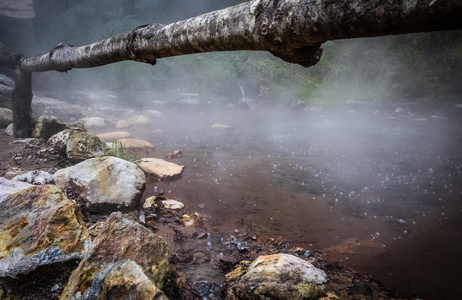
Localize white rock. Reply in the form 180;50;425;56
181;214;194;227
53;156;145;209
0;177;32;202
12;170;54;185
162;199;184;210
5;123;13;136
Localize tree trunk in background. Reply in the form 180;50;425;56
11;68;33;137
1;0;462;137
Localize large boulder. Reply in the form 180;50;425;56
223;253;327;300
0;185;90;278
0;107;13;127
138;158;184;180
60;212;170;299
48;129;112;161
53;156;146;211
32;115;69;140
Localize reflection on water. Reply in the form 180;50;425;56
132;109;461;299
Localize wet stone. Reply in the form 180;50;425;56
0;185;90;278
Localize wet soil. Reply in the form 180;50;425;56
1;105;462;299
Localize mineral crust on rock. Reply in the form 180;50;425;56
60;212;170;299
224;253;327;300
0;185;90;278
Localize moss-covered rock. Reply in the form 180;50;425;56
48;129;112;161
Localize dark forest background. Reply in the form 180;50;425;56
1;0;461;106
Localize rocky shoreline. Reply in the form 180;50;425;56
1;80;441;298
0;125;415;300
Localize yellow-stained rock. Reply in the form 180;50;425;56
0;185;90;278
223;253;327;300
87;260;168;300
60;212;170;299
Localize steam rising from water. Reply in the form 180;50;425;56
126;105;462;298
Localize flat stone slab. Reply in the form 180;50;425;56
138;158;184;180
97;131;131;141
118;138;154;151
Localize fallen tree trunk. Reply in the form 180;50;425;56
14;0;462;71
1;0;462;137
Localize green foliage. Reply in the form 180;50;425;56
111;141;139;163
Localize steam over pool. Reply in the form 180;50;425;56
102;106;462;299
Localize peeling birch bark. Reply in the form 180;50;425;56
16;0;462;72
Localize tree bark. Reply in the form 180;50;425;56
16;0;462;72
11;67;33;137
1;0;462;137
